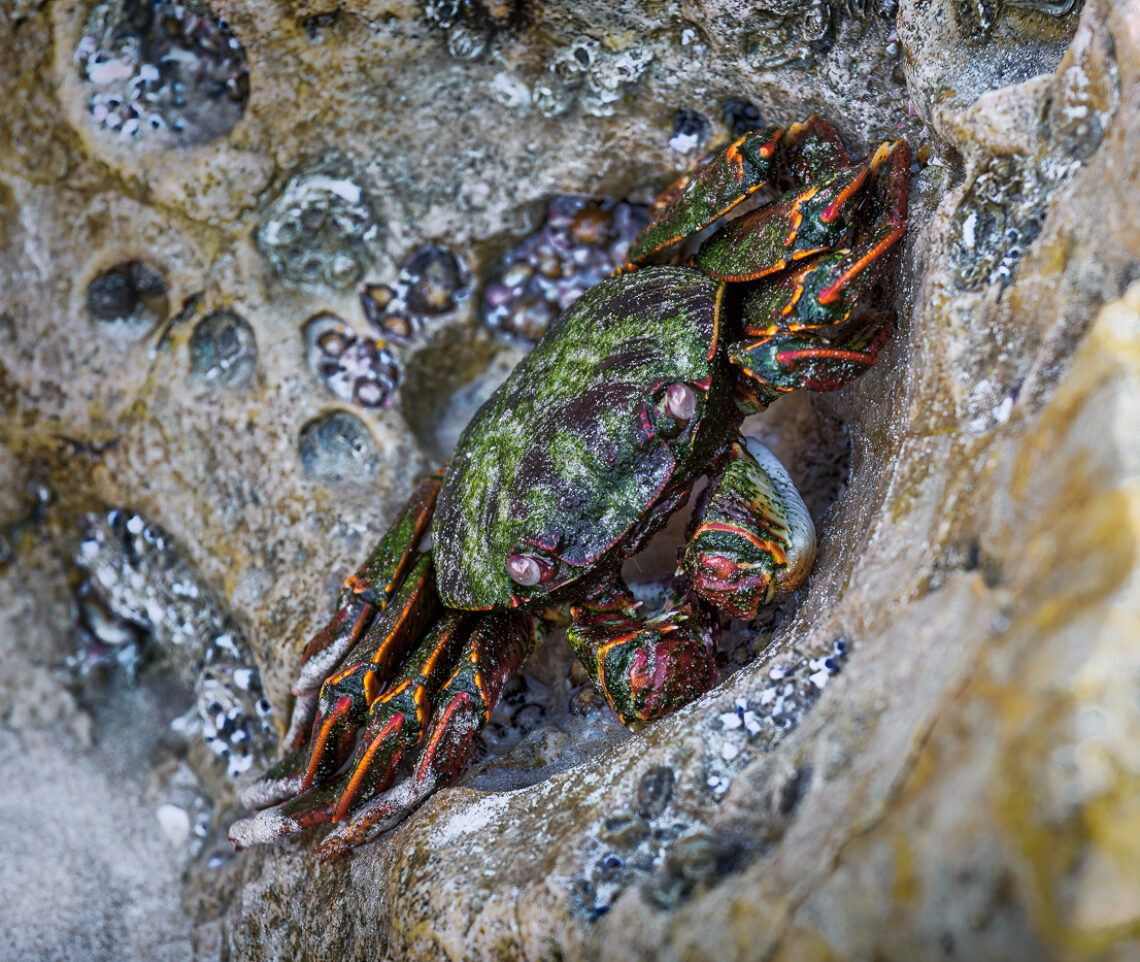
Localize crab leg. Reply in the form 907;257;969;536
238;552;440;810
781;115;855;184
731;309;897;397
281;468;442;752
729;139;910;397
231;608;475;846
693;162;871;282
314;611;534;860
740;138;910;337
682;437;815;620
565;575;718;726
627;125;783;266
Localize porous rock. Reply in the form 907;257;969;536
1;0;1137;959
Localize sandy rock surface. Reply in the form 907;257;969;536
2;0;1137;958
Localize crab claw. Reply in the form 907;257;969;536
567;576;719;726
683;438;816;619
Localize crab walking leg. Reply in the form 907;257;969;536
693;162;871;282
565;577;718;727
238;553;439;810
725;140;909;398
732;309;896;396
230;611;474;847
780;115;855;185
314;611;534;860
280;469;442;752
740;138;910;340
682;438;816;620
627;125;783;266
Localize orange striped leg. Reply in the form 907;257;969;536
237;553;439;812
731;309;895;397
280;469;442;753
315;611;534;859
231;609;478;847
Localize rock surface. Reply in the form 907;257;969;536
2;0;1138;959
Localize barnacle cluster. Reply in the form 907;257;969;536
951;157;1047;292
256;158;380;290
74;510;276;776
74;0;249;147
360;245;470;342
422;0;530;60
743;0;837;69
482;195;649;342
703;640;849;797
86;259;168;341
533;36;653;118
304;313;401;409
568;640;848;919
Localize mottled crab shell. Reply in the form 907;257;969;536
433;266;726;610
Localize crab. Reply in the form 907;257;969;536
230;116;910;859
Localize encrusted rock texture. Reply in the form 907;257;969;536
2;0;1138;958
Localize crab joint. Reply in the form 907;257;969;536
507;553;553;587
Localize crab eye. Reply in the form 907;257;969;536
665;383;697;421
507;553;553;586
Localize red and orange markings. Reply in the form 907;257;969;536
379;678;411;703
776;346;877;367
420;692;476;778
714;258;786;285
440;660;466;692
821;166;869;224
333;712;406;821
817;226;905;305
413;685;431;727
301;598;371;665
781;281;806;318
783;186;819;247
419;623;460;680
367;581;429;666
326;660;362;688
725;136;747;182
757;127;781;159
363;669;381;707
691;520;788;564
302;695;352;789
